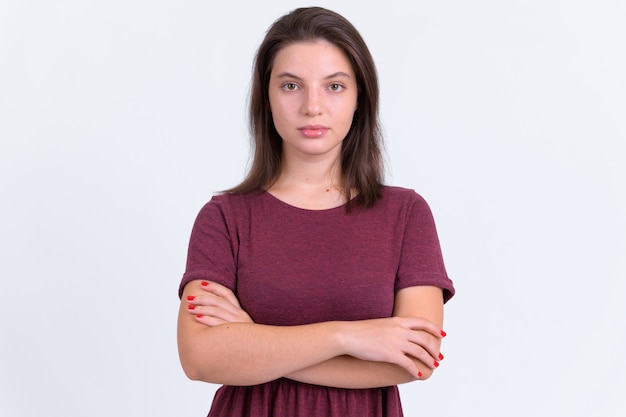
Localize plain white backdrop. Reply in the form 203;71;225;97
1;1;624;416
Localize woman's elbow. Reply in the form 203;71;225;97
182;367;204;382
179;352;207;381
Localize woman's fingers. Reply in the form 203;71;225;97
403;328;443;366
191;309;249;327
339;317;446;377
199;280;243;308
402;333;442;370
187;300;253;324
186;280;253;325
403;316;446;339
399;316;446;364
395;353;423;379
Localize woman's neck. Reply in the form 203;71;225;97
267;155;347;210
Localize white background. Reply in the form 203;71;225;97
1;1;624;416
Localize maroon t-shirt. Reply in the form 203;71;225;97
179;186;455;417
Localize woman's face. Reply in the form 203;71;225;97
268;40;358;162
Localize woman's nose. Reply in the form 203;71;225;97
302;89;322;116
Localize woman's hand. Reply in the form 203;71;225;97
336;316;445;379
185;281;254;326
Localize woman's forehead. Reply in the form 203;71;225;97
270;41;355;78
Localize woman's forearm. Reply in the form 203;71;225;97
178;306;346;386
285;286;446;389
285;354;433;389
178;281;357;386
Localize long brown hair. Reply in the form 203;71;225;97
227;7;384;209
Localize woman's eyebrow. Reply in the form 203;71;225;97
274;71;352;80
324;71;351;80
275;72;303;80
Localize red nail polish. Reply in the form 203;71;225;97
187;304;195;310
418;371;423;378
434;361;440;368
438;353;444;360
201;281;209;287
186;295;195;301
440;330;447;337
196;314;203;318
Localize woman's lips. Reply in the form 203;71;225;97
298;125;329;138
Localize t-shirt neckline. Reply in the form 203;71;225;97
262;190;350;213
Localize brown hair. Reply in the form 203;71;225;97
227;7;384;209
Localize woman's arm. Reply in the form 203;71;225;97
179;281;445;388
285;285;445;387
178;280;345;386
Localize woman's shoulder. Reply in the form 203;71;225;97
376;185;435;218
380;185;427;205
208;189;265;204
196;189;266;217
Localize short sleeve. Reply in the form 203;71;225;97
395;193;455;303
178;196;238;298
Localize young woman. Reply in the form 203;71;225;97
177;7;455;417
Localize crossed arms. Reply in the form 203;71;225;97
177;279;445;389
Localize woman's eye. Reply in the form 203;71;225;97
329;83;344;92
283;83;298;91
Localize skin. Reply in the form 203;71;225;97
269;41;357;162
177;40;447;389
266;40;358;210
